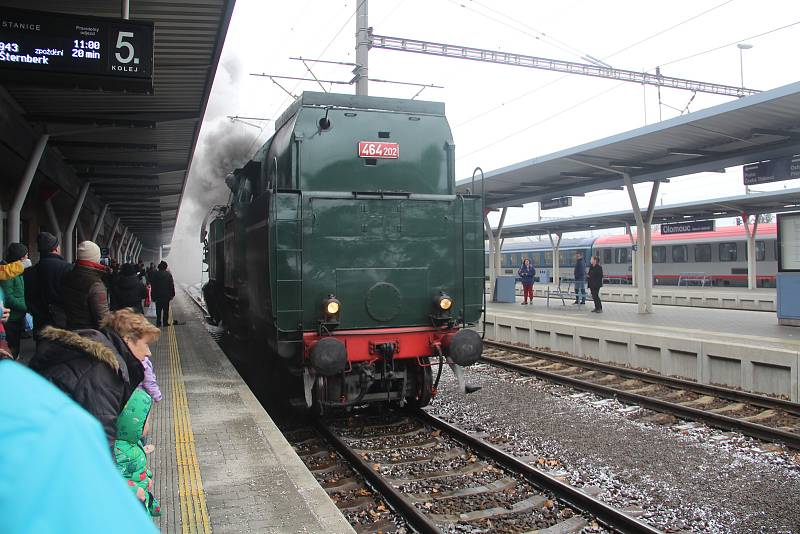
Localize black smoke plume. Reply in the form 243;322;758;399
167;119;261;283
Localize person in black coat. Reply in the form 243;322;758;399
27;309;159;446
587;255;604;313
148;261;175;327
24;232;73;334
111;263;148;313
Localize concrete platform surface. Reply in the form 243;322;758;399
521;283;777;312
151;293;354;534
488;298;799;349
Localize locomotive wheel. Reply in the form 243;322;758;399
407;358;433;408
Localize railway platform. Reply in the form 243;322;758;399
524;283;778;312
484;299;800;401
22;293;354;534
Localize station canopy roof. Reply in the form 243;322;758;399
456;81;800;210
1;0;235;250
497;188;800;239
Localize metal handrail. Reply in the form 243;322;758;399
472;166;486;339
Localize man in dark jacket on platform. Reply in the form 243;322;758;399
588;255;604;313
573;252;586;305
149;261;175;327
25;232;73;335
61;241;110;330
111;263;148;313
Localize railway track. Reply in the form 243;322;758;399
307;409;660;534
482;340;800;449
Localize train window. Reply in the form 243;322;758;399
544;251;553;265
695;244;711;262
719;242;738;262
615;248;629;263
652;246;667;263
746;241;766;261
603;248;613;264
672;245;688;263
756;241;766;261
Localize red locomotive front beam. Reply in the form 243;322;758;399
303;326;458;363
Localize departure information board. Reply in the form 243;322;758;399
0;7;154;92
778;212;800;272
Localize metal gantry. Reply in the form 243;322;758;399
369;33;761;98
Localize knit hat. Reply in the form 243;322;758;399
5;243;28;263
37;232;59;253
77;241;102;263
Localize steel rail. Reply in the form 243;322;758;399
416;410;661;534
317;413;661;534
314;420;442;534
485;340;800;415
482;343;800;449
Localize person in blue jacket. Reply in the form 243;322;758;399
0;360;158;534
573;251;587;305
517;258;536;305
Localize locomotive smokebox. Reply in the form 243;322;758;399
310;337;348;376
443;329;482;367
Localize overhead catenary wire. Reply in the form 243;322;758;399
269;0;367;118
658;19;800;68
445;0;601;65
454;0;738;129
457;18;800;160
604;0;736;60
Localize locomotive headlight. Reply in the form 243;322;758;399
322;295;341;319
434;292;453;313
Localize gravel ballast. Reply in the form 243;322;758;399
427;363;800;533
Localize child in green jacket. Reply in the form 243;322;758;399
0;243;27;357
114;389;161;517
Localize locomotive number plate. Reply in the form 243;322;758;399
358;141;399;159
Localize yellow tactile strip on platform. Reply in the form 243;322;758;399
168;324;212;534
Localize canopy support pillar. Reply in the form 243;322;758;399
9;134;49;243
548;232;563;286
64;182;90;263
625;223;637;288
44;197;62;249
117;228;129;262
484;208;507;298
624;174;659;313
91;204;109;242
106;217;120;251
742;212;760;290
125;236;136;263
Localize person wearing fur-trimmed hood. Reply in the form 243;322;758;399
28;309;161;446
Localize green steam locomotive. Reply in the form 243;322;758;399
202;92;484;411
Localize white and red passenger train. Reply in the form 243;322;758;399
491;224;777;288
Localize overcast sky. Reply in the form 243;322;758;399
168;0;800;280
